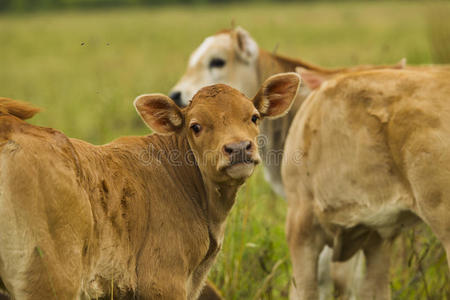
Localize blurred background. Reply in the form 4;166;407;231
1;0;449;299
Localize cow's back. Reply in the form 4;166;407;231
283;69;450;237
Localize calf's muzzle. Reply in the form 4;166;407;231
222;140;256;166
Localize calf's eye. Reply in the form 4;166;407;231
190;123;202;134
251;114;260;124
209;58;226;69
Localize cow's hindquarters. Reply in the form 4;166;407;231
0;132;91;299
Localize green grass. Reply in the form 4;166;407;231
1;1;449;299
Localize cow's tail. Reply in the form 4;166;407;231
0;98;40;120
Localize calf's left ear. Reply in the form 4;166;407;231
134;94;184;135
252;72;301;119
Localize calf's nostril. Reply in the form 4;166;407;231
223;141;253;156
224;145;234;155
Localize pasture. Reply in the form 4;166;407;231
1;1;449;299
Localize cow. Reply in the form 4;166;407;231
282;67;450;300
169;26;405;299
0;72;301;300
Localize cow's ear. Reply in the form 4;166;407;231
252;72;301;119
233;26;259;63
134;94;184;135
395;57;407;69
296;67;331;90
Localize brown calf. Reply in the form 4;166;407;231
283;68;450;299
0;72;300;299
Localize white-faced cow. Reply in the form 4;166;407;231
0;72;300;300
283;68;450;300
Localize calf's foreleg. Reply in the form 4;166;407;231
286;196;326;300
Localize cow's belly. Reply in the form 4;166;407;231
311;168;417;239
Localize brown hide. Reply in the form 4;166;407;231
0;112;208;299
0;73;300;299
283;69;450;300
255;50;406;197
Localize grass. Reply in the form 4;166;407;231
1;1;449;299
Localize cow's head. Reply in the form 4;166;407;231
135;73;300;183
169;27;260;107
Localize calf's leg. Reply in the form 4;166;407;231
415;196;450;270
330;251;364;300
286;191;326;300
0;243;83;300
358;234;392;300
0;200;85;299
403;139;450;270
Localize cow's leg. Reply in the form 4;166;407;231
197;280;223;300
0;210;84;299
358;234;392;300
415;197;450;270
286;190;326;300
316;246;333;300
330;251;364;300
400;136;450;271
0;243;83;300
403;150;450;270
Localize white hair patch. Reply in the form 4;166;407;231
188;34;231;67
189;37;216;67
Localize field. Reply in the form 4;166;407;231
1;1;449;299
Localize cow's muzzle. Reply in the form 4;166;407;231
219;140;260;179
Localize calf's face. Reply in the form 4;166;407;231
135;73;301;183
169;27;260;107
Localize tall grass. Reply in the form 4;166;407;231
427;1;450;64
1;1;449;299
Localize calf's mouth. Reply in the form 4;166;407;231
219;154;260;179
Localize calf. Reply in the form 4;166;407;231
170;26;405;299
282;68;450;299
0;72;300;300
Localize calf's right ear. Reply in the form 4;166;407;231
134;94;184;135
252;72;301;119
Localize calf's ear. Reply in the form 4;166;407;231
134;94;184;135
252;72;301;119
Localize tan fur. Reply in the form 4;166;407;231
198;280;223;300
282;68;450;300
0;74;299;299
0;98;40;120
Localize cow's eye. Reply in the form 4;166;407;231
209;58;226;68
190;123;202;134
251;114;260;124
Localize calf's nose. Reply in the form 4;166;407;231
169;91;183;107
223;141;252;156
